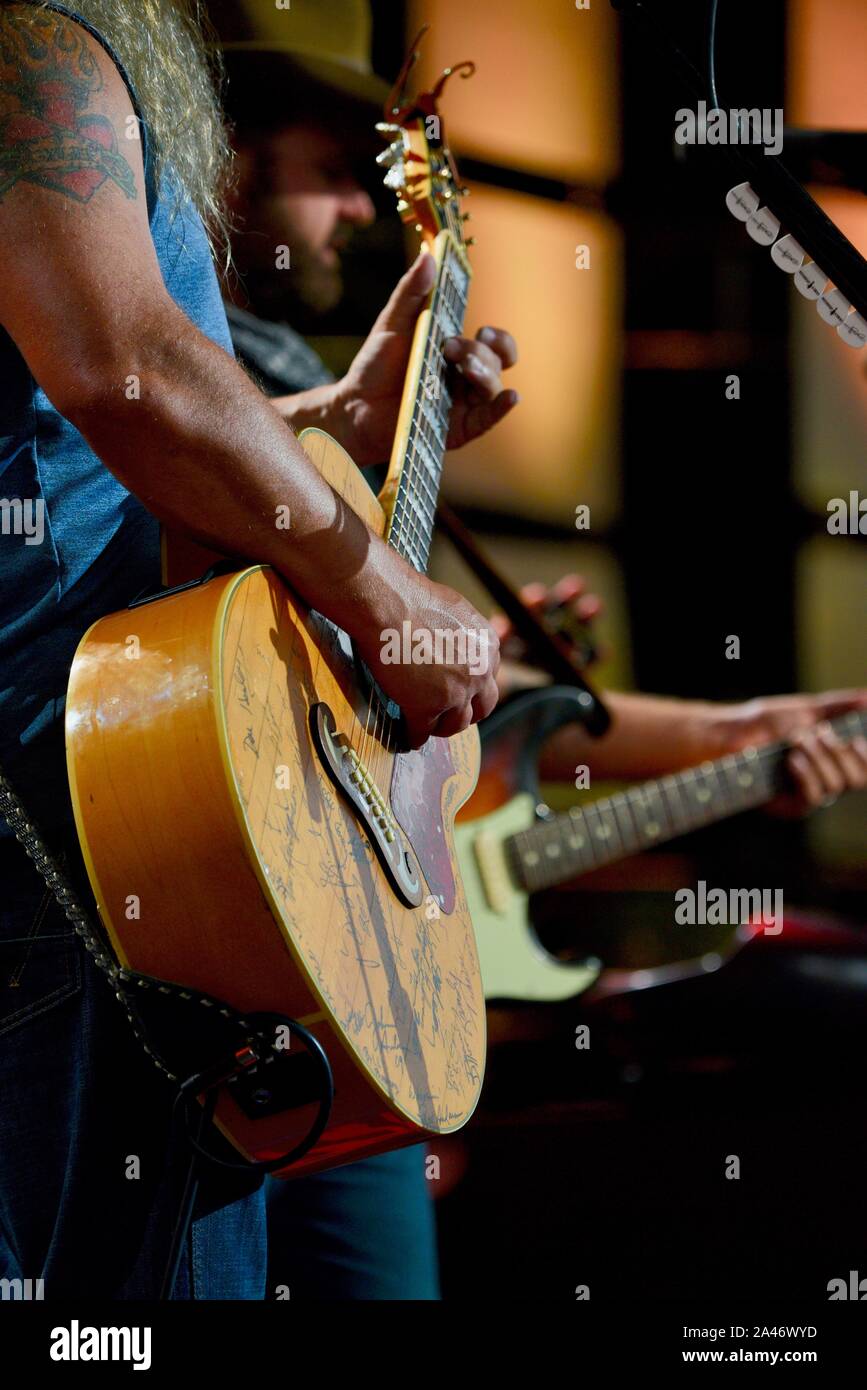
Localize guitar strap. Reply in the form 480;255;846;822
0;756;237;1080
0;755;335;1187
0;758;330;1124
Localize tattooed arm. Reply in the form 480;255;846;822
0;6;500;744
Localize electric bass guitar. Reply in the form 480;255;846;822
66;70;485;1175
458;687;867;1002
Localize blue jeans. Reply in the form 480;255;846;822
266;1147;441;1300
0;836;266;1299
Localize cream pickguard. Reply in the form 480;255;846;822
455;792;601;1003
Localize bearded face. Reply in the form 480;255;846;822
227;122;375;324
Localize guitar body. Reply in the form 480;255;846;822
66;428;485;1176
456;791;602;1002
456;687;757;1003
456;688;604;1002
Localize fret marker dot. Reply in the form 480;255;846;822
737;772;753;787
646;822;659;836
569;835;584;849
696;788;710;802
545;843;560;858
596;826;610;840
525;851;539;867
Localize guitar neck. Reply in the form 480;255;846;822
383;234;470;575
507;709;867;893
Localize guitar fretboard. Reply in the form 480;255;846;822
387;243;469;575
506;709;867;893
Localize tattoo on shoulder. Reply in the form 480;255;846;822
0;7;137;204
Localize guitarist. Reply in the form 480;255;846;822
210;4;867;1302
211;2;520;1303
495;577;867;814
0;0;517;1300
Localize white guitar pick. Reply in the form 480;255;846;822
816;286;850;327
725;182;759;221
770;234;805;273
837;310;867;349
794;262;828;299
746;206;780;245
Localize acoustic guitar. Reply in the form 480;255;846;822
66;73;485;1175
458;687;867;1002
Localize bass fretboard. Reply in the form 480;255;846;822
507;709;867;892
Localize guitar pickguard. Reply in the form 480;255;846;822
455;793;602;1003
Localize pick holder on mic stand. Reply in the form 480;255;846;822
609;0;867;324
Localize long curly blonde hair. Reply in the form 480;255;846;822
20;0;231;248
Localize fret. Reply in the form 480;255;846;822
736;744;772;800
584;798;625;863
729;748;772;805
408;435;441;496
509;808;595;891
678;761;723;826
387;244;469;573
717;752;749;807
561;807;595;867
418;396;447;449
610;791;643;857
398;479;434;532
507;706;867;894
628;783;666;843
658;773;690;835
392;500;424;571
392;491;424;561
632;782;671;842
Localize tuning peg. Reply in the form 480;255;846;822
465;236;476;247
376;139;404;168
460;186;470;197
461;212;472;222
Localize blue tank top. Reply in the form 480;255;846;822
0;5;235;843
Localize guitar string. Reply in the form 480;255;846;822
354;225;469;799
512;708;867;889
361;249;451;776
353;250;446;778
375;246;465;767
360;240;466;784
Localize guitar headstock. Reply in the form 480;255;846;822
375;40;474;256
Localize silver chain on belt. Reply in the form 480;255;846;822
0;762;258;1085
